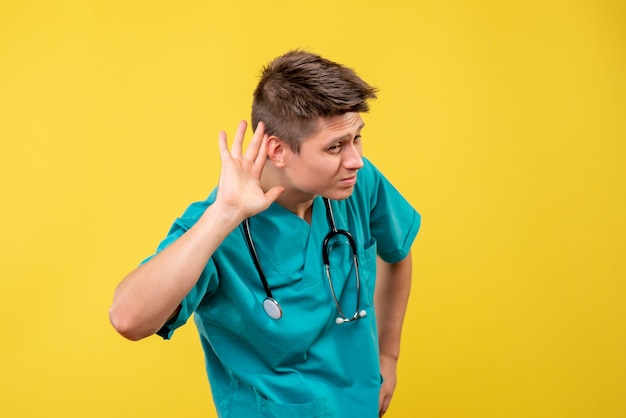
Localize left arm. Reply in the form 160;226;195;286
375;251;413;417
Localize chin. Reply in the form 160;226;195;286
322;188;355;201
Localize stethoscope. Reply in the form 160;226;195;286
242;198;367;324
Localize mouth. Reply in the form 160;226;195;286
339;175;357;186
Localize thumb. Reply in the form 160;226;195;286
264;186;285;204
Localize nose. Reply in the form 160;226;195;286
343;143;364;170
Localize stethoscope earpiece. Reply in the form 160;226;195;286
336;309;367;325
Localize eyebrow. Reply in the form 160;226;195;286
325;122;365;147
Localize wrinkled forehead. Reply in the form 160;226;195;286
305;113;364;141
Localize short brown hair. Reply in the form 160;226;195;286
251;50;378;153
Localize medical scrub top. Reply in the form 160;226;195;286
150;157;420;418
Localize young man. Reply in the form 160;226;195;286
110;50;421;417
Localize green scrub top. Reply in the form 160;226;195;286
151;157;420;417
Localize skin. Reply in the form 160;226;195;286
376;254;413;416
261;112;366;220
109;113;412;416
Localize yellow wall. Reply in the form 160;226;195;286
1;1;625;417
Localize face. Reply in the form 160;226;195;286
281;112;365;201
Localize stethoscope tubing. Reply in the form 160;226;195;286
242;218;273;299
243;198;365;323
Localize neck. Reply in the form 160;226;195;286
277;194;315;222
261;166;315;223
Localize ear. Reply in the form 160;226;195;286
266;136;287;168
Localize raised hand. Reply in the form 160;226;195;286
215;120;284;220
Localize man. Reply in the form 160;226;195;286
110;50;421;417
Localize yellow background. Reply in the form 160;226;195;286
1;0;625;417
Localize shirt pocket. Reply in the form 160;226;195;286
357;237;378;305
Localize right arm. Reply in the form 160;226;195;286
109;121;283;341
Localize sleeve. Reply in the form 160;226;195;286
141;199;220;340
362;158;421;263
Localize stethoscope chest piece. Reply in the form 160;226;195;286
263;297;282;320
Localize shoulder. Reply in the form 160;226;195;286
169;189;218;232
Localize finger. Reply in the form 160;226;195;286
379;398;389;417
264;185;284;204
378;391;389;417
230;120;248;157
217;130;231;161
244;121;265;161
254;134;269;168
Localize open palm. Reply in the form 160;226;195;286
215;120;283;219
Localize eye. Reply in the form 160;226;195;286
328;143;342;153
354;135;362;143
